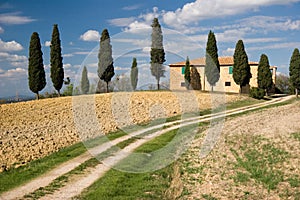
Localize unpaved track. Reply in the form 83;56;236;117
0;95;292;200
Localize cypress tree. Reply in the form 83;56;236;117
191;66;201;90
184;57;191;90
81;66;90;94
28;32;46;99
130;57;138;90
233;40;252;94
289;48;300;98
205;30;220;91
258;54;273;96
150;18;166;90
98;29;115;93
50;24;64;96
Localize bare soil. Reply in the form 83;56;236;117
0;91;244;172
181;99;300;199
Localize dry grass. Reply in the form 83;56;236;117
180;100;300;199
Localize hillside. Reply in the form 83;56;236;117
180;99;300;199
0;91;245;172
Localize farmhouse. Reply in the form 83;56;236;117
169;56;277;93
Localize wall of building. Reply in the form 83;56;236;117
169;64;276;93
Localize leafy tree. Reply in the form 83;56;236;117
63;84;73;96
28;32;46;99
233;40;252;94
81;66;90;94
289;48;300;98
184;57;191;90
98;29;115;92
150;18;166;90
64;77;70;85
205;30;220;91
276;73;289;94
191;66;201;90
130;58;138;90
257;54;273;96
50;24;64;96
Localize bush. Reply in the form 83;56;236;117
250;87;265;99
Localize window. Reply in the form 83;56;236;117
181;67;185;74
181;82;185;87
229;66;233;74
225;82;231;87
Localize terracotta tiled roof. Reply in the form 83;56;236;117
169;56;259;66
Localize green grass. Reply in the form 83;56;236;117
233;171;250;183
292;132;300;142
0;129;127;194
76;129;183;200
0;142;86;194
202;194;218;200
287;175;300;188
24;146;120;199
230;135;290;190
77;125;197;199
24;158;100;199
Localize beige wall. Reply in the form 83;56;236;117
169;65;277;93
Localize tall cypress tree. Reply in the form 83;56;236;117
258;54;273;96
28;32;46;99
233;40;252;94
98;29;115;93
81;66;90;94
289;48;300;98
50;24;64;96
130;57;138;90
184;57;191;90
191;66;201;90
150;18;166;90
205;30;220;91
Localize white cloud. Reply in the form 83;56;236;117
0;12;36;25
63;63;72;69
222;48;235;56
124;21;151;33
108;17;135;27
0;26;4;34
248;42;300;51
244;37;282;44
115;66;130;71
238;16;300;32
0;52;27;62
80;30;100;41
62;53;73;58
122;4;141;11
0;39;23;51
74;51;91;55
162;0;300;29
44;41;51;47
123;7;159;33
0;68;4;73
0;67;27;78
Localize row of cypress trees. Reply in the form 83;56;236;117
191;30;300;97
28;24;64;99
96;18;165;92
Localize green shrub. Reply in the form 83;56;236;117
249;87;265;99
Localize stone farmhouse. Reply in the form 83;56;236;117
169;56;277;93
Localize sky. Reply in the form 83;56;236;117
0;0;300;98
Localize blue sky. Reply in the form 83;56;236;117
0;0;300;97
